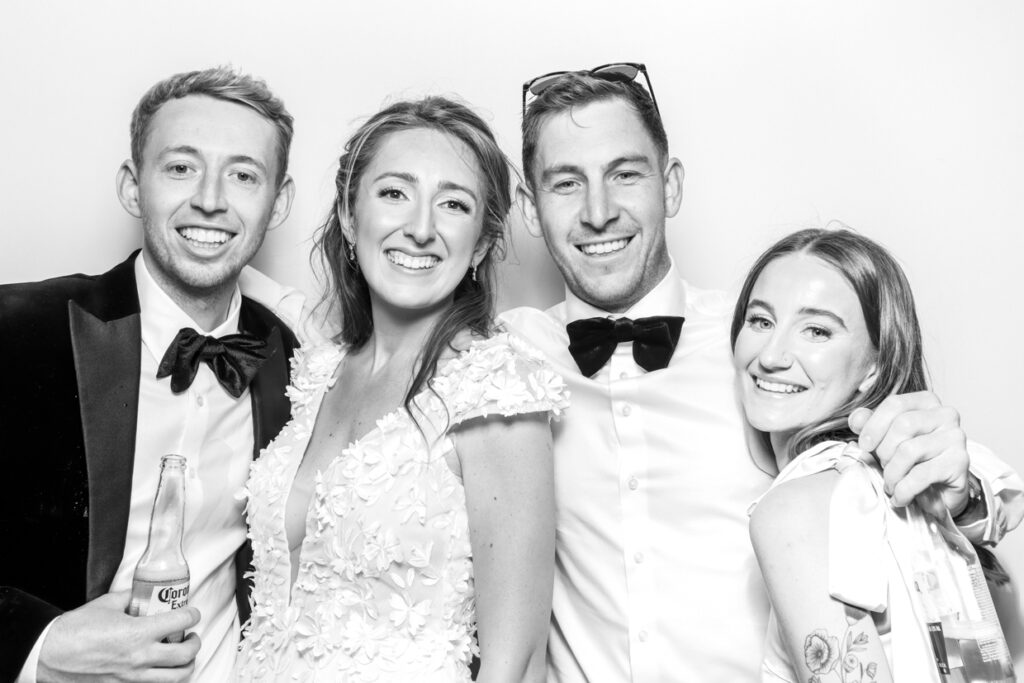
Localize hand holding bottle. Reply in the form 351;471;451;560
36;590;201;682
848;392;971;514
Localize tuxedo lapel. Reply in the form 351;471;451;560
240;300;292;458
68;264;142;600
234;298;296;624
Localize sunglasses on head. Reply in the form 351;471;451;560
522;62;659;117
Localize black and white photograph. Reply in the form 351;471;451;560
2;1;1022;680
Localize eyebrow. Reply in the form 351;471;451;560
438;180;478;203
748;298;849;329
227;155;269;175
158;146;270;175
799;307;848;330
159;145;202;158
608;154;653;170
372;172;479;203
539;164;584;184
747;299;775;315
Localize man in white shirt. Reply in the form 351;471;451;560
501;64;1024;681
0;67;305;682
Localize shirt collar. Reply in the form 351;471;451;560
563;258;688;322
135;254;242;359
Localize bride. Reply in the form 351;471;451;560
235;97;567;682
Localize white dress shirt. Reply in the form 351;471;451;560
500;263;1023;683
502;265;775;682
19;256;275;682
111;255;255;680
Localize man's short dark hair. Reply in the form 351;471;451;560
130;66;294;185
521;71;669;186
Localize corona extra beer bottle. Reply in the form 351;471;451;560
127;454;190;643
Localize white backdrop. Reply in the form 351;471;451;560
3;0;1023;663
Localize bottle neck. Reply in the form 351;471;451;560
145;463;186;559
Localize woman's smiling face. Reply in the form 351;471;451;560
733;253;878;448
347;127;487;318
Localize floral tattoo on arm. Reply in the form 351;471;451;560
803;623;879;683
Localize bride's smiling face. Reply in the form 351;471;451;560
732;253;878;445
346;127;488;318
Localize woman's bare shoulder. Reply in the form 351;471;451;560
750;469;841;550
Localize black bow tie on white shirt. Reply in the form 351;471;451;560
157;327;269;398
566;316;685;378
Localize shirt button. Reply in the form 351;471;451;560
634;552;645;564
628;477;639;491
621;404;632;417
619;371;628;380
196;395;205;407
638;630;649;643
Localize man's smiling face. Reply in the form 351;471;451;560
523;97;681;313
121;94;290;305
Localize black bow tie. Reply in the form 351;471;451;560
567;316;684;378
157;327;269;398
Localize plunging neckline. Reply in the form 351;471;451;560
235;333;569;679
281;347;462;605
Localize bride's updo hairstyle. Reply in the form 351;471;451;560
314;96;513;408
729;227;928;459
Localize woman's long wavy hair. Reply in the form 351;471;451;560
730;228;928;461
313;96;512;413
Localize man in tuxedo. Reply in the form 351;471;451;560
0;67;301;682
501;64;1023;681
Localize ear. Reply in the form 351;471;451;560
268;175;296;230
856;363;879;395
336;200;356;244
663;157;684;219
472;232;495;268
516;182;543;238
116;160;143;219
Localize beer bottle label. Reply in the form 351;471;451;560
129;578;190;616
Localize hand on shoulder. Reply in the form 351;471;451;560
848;391;970;513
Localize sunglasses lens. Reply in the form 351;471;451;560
527;72;567;97
592;64;640;83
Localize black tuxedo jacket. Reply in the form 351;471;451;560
0;253;297;679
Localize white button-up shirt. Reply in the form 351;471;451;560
104;255;256;681
502;266;776;682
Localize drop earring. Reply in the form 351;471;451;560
471;265;478;282
347;242;357;264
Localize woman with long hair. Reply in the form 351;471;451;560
732;228;1010;682
235;97;567;681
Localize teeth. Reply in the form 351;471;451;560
387;251;439;270
754;377;806;394
580;238;629;256
180;227;230;245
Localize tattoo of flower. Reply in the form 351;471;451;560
805;630;840;674
802;624;880;682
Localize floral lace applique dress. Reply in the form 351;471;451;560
235;333;569;682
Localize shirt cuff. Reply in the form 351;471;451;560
17;617;56;683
